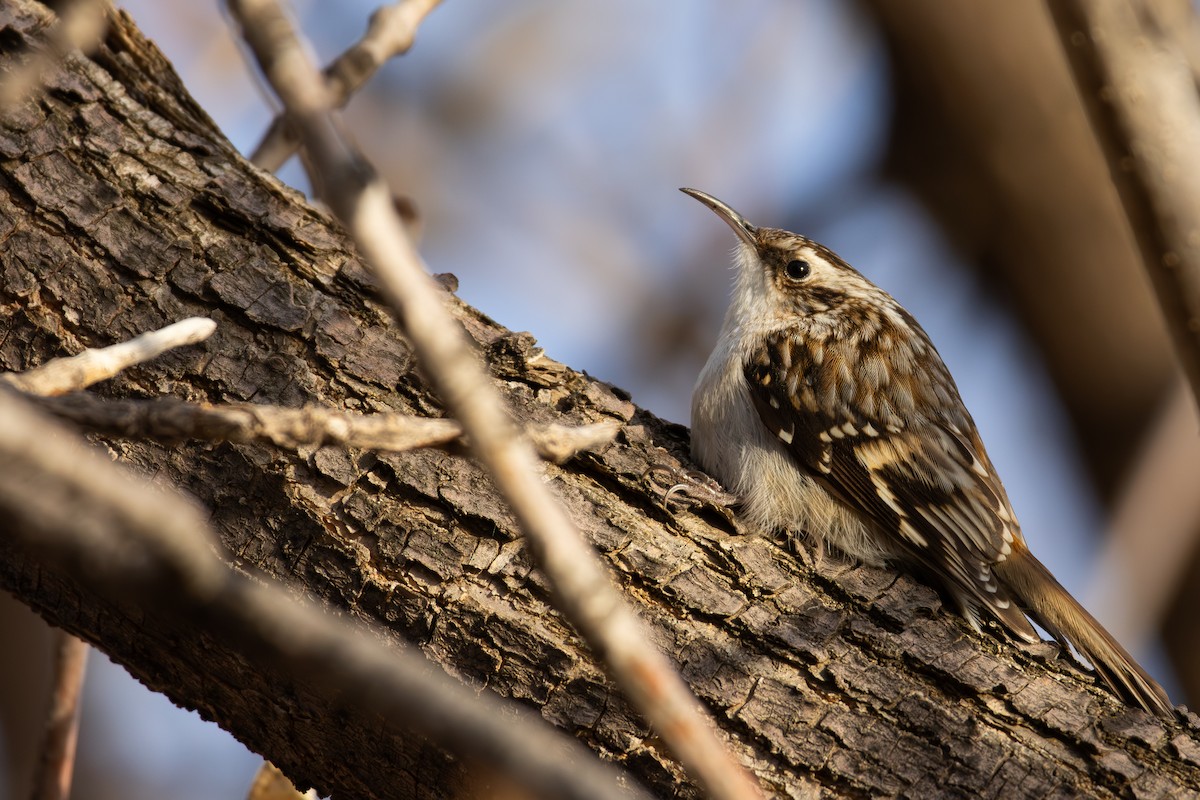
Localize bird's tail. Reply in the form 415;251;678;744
998;551;1173;719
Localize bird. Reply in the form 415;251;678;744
680;186;1173;718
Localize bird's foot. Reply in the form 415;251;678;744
643;465;740;511
778;529;825;571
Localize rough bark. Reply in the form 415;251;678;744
1;3;1198;798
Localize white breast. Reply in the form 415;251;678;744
690;328;892;565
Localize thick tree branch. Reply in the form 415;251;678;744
0;3;1199;798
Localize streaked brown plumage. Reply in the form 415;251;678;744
683;187;1172;718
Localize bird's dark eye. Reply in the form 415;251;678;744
784;259;810;280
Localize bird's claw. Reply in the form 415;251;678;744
643;465;740;510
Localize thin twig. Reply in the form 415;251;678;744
522;420;622;464
1047;0;1200;411
250;0;442;171
0;0;110;110
34;393;619;463
30;631;89;800
223;3;763;798
0;388;649;800
1;318;217;397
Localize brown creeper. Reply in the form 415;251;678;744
682;187;1173;718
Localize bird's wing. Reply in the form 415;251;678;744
743;333;1037;640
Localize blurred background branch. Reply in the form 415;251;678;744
30;632;87;800
1045;3;1200;682
1048;0;1200;412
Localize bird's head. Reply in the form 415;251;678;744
681;187;890;340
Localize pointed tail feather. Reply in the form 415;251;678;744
998;551;1173;719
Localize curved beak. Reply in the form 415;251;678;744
680;188;757;246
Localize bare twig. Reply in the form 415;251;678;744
250;0;442;171
33;393;619;462
0;388;649;800
1;318;216;397
41;394;463;450
1048;0;1200;410
224;2;763;798
30;631;89;800
0;0;110;109
524;420;622;464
